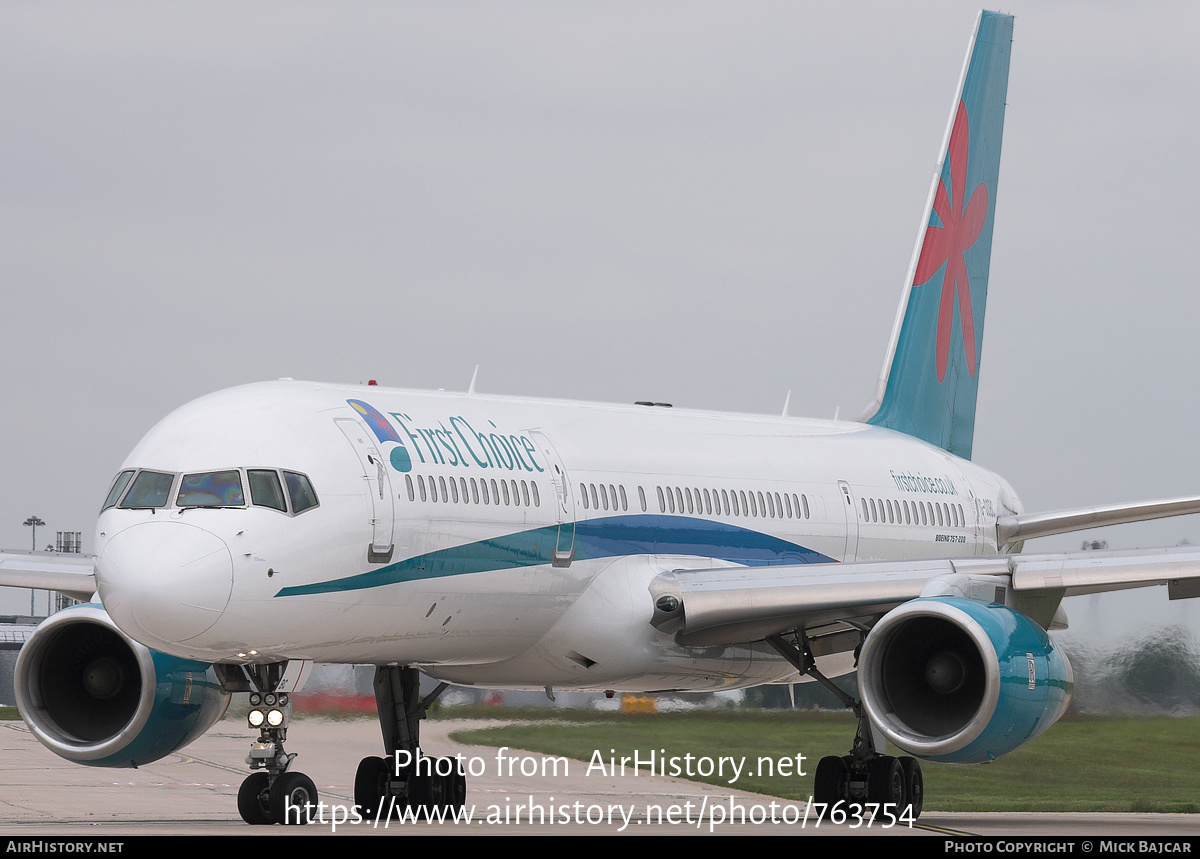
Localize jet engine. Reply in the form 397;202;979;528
858;596;1072;764
15;604;229;767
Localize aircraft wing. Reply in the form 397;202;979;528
0;552;97;602
649;544;1200;648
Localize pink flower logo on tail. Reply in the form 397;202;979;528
914;100;989;382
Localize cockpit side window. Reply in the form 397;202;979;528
248;469;287;512
283;471;319;514
177;470;245;507
102;470;135;511
119;470;176;509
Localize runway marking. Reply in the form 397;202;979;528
170;752;248;776
913;820;974;836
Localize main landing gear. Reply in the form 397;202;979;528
353;666;467;821
766;632;924;821
221;663;320;825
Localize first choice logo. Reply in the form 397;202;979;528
347;400;544;475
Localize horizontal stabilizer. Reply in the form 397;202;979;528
997;494;1200;546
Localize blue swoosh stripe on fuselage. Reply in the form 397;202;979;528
273;514;833;597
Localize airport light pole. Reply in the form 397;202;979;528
23;516;46;616
23;516;44;553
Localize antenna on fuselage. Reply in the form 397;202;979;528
781;390;791;418
468;365;479;395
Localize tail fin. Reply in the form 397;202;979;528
858;10;1013;460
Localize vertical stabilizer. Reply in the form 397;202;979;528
858;11;1013;460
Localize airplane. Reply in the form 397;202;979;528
4;8;1200;826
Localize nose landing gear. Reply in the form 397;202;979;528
221;663;320;825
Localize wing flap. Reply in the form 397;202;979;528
651;546;1200;647
651;559;953;646
1009;545;1200;596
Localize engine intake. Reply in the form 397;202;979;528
859;596;1072;764
15;604;229;767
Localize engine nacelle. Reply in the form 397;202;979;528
15;604;229;767
859;596;1072;764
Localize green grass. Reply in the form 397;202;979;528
450;711;1200;813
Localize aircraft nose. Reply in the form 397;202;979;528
96;521;234;648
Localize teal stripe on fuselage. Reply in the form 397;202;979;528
273;514;833;597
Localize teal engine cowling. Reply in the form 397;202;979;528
15;604;229;767
858;596;1073;764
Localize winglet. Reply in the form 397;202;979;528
858;10;1013;460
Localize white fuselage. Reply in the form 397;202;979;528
92;380;1020;692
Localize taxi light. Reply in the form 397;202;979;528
248;709;265;728
266;709;285;727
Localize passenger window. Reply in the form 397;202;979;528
119;471;175;509
249;470;287;511
102;470;135;511
405;474;415;502
531;482;540;507
283;472;319;513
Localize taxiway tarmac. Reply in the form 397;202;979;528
0;716;1196;836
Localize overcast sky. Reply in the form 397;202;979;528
2;2;1198;624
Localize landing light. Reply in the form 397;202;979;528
248;709;265;728
266;709;285;727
